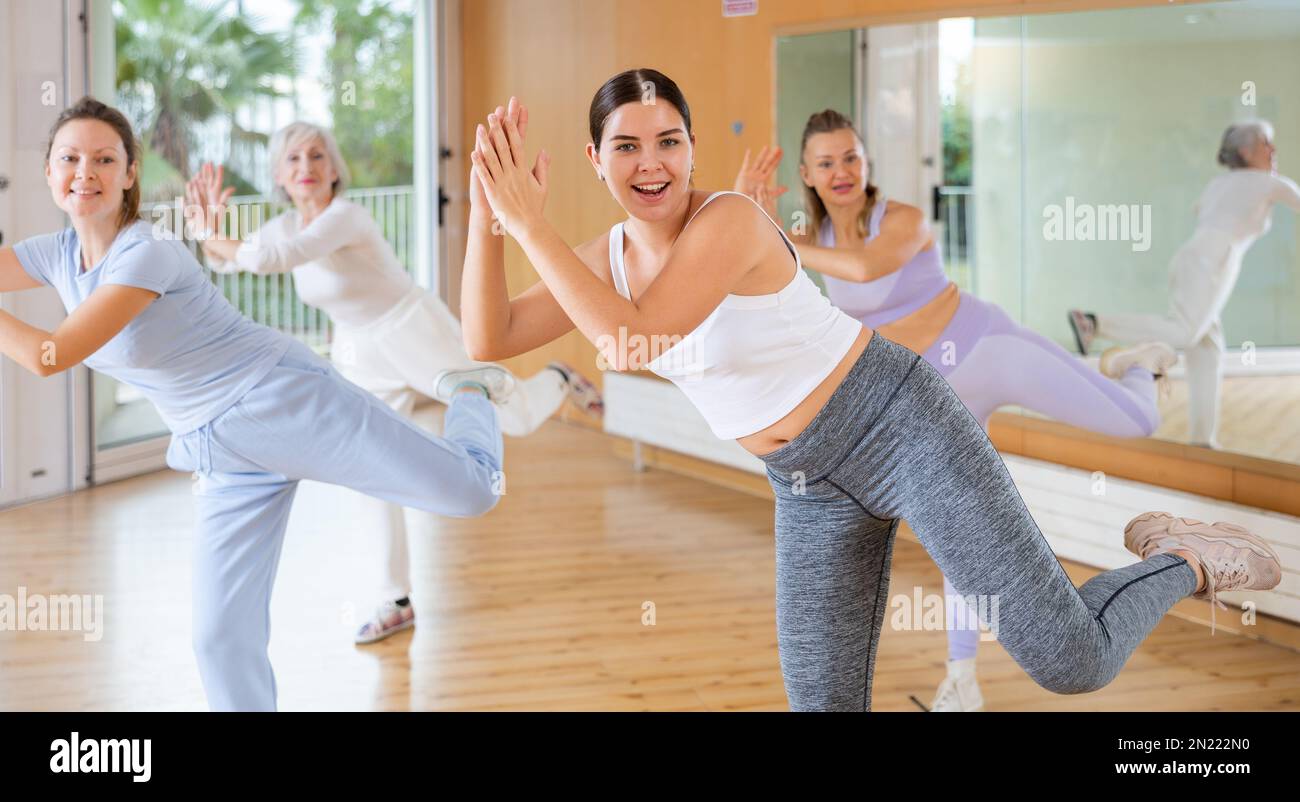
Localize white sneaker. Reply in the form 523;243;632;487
354;599;415;645
929;657;985;712
1099;342;1177;379
433;366;516;403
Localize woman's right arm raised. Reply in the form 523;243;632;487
460;101;580;361
460;168;581;361
1;247;44;293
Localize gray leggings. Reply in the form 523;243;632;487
759;333;1197;711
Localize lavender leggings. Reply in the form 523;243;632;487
919;294;1161;661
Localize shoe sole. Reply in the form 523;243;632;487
1068;311;1090;356
1100;344;1175;379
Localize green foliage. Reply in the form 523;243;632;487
114;0;296;196
942;60;973;187
294;0;415;188
115;0;415;197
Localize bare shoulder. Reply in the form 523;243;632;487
882;199;922;221
685;191;769;237
704;190;763;217
880;200;927;233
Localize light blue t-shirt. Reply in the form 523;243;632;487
14;220;291;434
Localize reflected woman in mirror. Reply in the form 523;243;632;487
1069;120;1300;450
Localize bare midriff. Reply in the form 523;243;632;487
875;282;959;356
736;325;874;457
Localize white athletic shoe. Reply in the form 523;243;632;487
1099;342;1177;379
433;366;516;403
354;599;415;645
929;657;985;712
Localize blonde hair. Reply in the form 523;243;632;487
268;122;351;200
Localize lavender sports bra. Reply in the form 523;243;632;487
818;197;949;328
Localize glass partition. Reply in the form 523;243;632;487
98;0;417;464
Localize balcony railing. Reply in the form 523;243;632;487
144;184;416;352
937;185;974;294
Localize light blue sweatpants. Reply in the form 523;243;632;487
165;339;503;711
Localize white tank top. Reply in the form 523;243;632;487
607;191;863;440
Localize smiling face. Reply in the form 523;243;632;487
1242;133;1277;172
274;135;339;206
45;118;136;225
799;127;870;212
587;100;695;221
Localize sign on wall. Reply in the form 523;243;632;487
722;0;758;18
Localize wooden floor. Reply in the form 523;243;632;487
1;408;1298;712
1101;372;1299;464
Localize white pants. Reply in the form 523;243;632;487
331;286;568;602
1098;229;1243;445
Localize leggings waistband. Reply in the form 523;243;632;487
758;332;921;481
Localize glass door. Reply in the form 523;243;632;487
91;0;429;482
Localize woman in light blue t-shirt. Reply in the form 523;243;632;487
0;97;509;712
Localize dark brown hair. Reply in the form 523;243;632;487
45;96;142;232
800;109;878;241
589;68;692;146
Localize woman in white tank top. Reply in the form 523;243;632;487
186;121;603;646
459;70;1280;711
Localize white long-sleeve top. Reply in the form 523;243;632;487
209;196;414;328
1194;168;1300;245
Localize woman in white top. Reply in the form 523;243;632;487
1070;121;1300;448
188;122;603;645
457;70;1280;711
